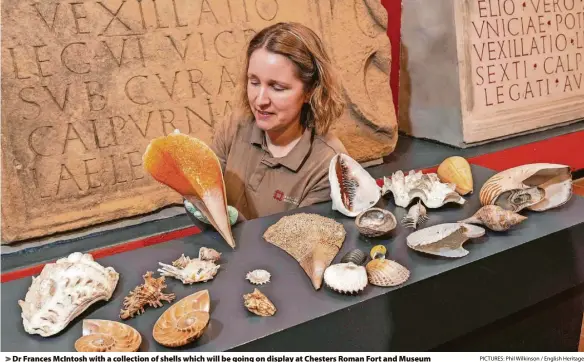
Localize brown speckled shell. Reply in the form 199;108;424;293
365;259;410;287
74;320;141;352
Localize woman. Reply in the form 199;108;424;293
202;22;347;222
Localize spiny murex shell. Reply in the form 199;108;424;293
437;156;474;195
458;205;527;231
323;262;368;294
153;290;211;347
199;247;221;262
382;170;466;208
365;258;410;287
401;200;429;230
243;288;276;317
406;223;485;258
120;272;175;320
480;163;572;212
355;208;397;237
74;319;141;352
158;254;220;284
18;252;119;337
246;269;271;285
329;153;381;217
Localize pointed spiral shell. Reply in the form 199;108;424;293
74;320;141;352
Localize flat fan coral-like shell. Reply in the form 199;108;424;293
365;259;410;287
153;290;211;347
382;170;466;208
143;130;236;248
437;156;474;195
479;163;572;212
406;223;485;258
329;153;381;217
458;205;527;231
74;319;141;352
355;208;397;237
263;213;346;290
243;288;276;317
246;270;271;285
158;254;220;285
18;252;119;337
323;262;368;294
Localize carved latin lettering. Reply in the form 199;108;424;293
223;100;232;117
186;104;213;130
126;151;144;180
33;45;53;77
188;69;211;97
138;0;147;29
31;167;52;198
43;84;71;111
214;30;237;59
172;0;188;27
110;155;128;185
102;39;129;67
70;2;90;34
160;109;178;134
198;32;209;61
97;1;133;35
62;123;89;154
28;126;56;156
61;42;91;74
155;71;181;99
255;0;279;21
153;0;170;29
89;119;118;149
18;87;41;120
226;0;234;23
167;34;192;62
56;163;82;195
243;28;257;42
84;81;107;111
125;75;151;104
8;47;31;79
198;0;219;25
129;111;154;138
32;3;60;32
218;66;236;95
83;158;102;188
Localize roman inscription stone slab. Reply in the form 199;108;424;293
1;0;398;242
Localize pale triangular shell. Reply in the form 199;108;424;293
365;258;410;287
437;156;474;195
74;320;141;352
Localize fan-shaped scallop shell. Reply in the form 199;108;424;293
355;208;397;237
323;262;368;294
365;259;410;287
74;319;141;352
437;156;474;195
246;269;271;285
152;290;211;347
340;249;367;265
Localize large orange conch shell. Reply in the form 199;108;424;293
152;290;211;348
143;131;235;248
74;319;142;352
437;156;474;195
479;163;572;212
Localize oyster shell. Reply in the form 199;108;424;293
329;153;381;217
198;247;221;262
323;262;368;294
243;288;276;317
458;205;527;231
480;163;572;212
18;252;119;337
365;258;410;287
355;208;397;237
406;223;485;258
74;319;141;352
246;269;271;285
382;170;466;208
143;130;236;248
340;249;367;265
263;213;346;290
152;290;211;347
437;156;474;195
401;200;429;230
158;254;220;285
120;272;175;320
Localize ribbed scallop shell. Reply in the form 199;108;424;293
355;208;397;237
323;262;368;294
74;319;141;352
365;259;410;287
437;156;474;195
152;290;211;347
340;249;367;265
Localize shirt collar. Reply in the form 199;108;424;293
249;122;313;172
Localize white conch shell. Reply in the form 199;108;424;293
406;223;485;258
323;262;368;294
246;269;271;285
158;254;220;284
18;252;119;337
329;153;381;217
382;170;466;208
480;163;572;212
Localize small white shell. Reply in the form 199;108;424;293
246;270;271;285
323;262;368;295
158;255;220;284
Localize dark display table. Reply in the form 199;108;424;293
2;165;583;352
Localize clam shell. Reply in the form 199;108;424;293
407;223;485;258
458;205;527;231
243;288;276;317
74;320;141;352
365;259;410;287
323;262;368;294
340;249;367;265
329;153;381;217
246;269;271;285
152;290;211;347
437;156;474;195
355;208;397;237
480;163;572;212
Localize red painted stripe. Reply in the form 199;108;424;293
0;225;201;283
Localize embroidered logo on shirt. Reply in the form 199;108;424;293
273;190;300;205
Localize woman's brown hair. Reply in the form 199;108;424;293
232;22;345;136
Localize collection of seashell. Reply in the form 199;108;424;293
158;254;220;285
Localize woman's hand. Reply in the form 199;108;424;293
184;199;240;226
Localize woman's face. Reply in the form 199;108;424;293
247;47;308;134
